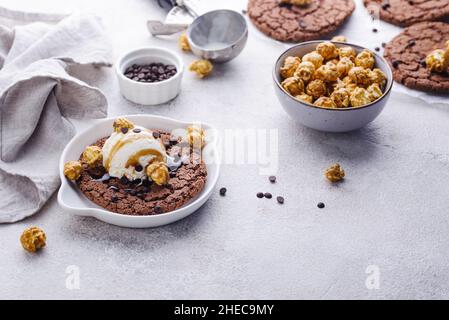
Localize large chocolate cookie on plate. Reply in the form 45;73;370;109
77;130;207;216
384;22;449;93
247;0;355;42
364;0;449;27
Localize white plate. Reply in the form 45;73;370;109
58;115;220;228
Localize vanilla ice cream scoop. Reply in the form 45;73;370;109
102;126;167;181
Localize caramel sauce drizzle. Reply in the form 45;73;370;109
125;149;165;168
104;135;165;171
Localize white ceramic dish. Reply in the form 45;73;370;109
273;41;394;133
58;115;220;228
116;47;184;105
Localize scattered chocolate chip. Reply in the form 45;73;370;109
375;47;380;52
392;60;399;68
111;196;118;203
269;176;276;183
257;192;264;198
277;196;284;204
133;128;141;133
317;202;325;209
219;187;227;196
121;127;128;134
124;63;177;84
420;59;427;67
382;42;386;48
264;192;272;199
241;9;247;15
135;165;143;172
372;28;378;33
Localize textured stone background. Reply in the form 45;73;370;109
1;0;449;299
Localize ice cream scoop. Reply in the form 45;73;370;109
102;126;166;181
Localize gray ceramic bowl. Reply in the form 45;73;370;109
186;9;248;63
273;41;394;132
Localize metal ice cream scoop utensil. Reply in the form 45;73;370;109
147;0;248;63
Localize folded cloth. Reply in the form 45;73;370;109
0;7;112;223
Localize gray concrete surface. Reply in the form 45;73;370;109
1;0;449;299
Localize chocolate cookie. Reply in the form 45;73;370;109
76;131;207;216
247;0;355;42
384;22;449;92
364;0;449;27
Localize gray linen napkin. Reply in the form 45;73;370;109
0;7;112;223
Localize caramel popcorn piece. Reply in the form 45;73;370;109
302;51;324;69
332;35;347;42
331;88;351;108
325;163;345;183
350;87;372;107
20;227;46;253
348;67;372;87
179;32;191;52
355;49;375;70
306;79;327;99
64;161;83;181
294;61;315;83
187;125;206;149
425;49;449;73
81;146;103;168
370;68;387;88
295;93;313;104
189;60;213;78
316;42;339;60
113;117;134;133
314;97;337;108
339;46;356;61
280;56;301;79
281;77;305;96
367;83;383;102
337;57;355;77
146;162;169;186
314;63;339;83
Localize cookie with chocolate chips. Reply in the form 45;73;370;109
247;0;355;42
76;130;207;216
364;0;449;27
383;22;449;92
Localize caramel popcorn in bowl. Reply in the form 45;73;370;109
278;42;387;109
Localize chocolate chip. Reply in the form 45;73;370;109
382;42;386;48
420;59;427;67
120;176;129;184
241;9;247;15
219;187;227;196
111;196;118;203
169;171;176;178
133;128;141;133
169;137;178;146
372;28;378;33
256;192;264;198
277;196;284;204
135;165;143;172
317;202;325;209
142;179;152;187
264;192;272;199
121;127;128;134
269;176;276;183
392;60;399;68
154;206;163;214
375;47;380;52
152;131;160;139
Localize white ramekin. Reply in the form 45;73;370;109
116;47;184;105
